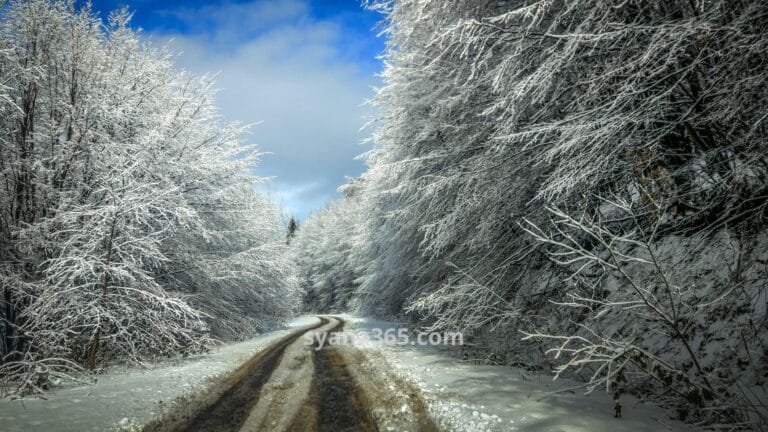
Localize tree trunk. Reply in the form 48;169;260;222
85;215;118;370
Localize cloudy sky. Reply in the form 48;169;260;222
87;0;384;219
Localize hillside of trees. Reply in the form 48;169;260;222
0;0;299;394
293;0;768;429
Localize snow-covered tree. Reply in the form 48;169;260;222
292;0;767;428
522;199;768;426
0;0;299;394
292;179;369;313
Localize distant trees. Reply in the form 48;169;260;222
294;0;768;428
293;180;368;312
0;0;298;394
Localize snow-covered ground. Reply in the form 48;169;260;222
344;316;697;432
0;315;699;432
0;316;319;432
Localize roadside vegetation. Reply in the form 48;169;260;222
0;0;299;395
293;1;768;429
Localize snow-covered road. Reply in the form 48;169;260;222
0;315;697;432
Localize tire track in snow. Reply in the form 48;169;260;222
147;316;435;432
146;317;328;432
307;318;378;432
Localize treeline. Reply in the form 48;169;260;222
0;0;298;394
294;0;768;429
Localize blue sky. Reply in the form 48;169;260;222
86;0;384;220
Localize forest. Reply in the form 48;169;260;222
0;0;766;431
293;0;768;429
0;0;299;393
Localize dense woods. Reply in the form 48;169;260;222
294;0;768;429
0;0;766;429
0;0;299;394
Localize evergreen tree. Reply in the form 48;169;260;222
286;216;299;244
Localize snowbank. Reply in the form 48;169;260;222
0;316;319;432
346;317;696;432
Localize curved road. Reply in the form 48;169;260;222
143;316;435;432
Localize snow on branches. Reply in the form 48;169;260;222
295;0;768;429
0;0;298;395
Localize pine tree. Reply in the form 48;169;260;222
286;216;299;244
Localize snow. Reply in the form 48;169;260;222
0;316;320;432
285;315;322;329
346;316;696;432
0;315;700;431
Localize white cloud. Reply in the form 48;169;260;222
152;0;377;219
259;180;331;217
157;0;310;43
